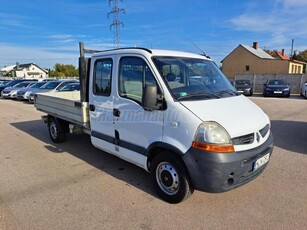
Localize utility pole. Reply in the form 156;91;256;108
290;38;294;59
108;0;125;48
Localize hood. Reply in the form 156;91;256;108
2;87;17;92
236;85;251;89
34;89;53;93
180;95;269;138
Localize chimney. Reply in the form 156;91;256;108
282;49;285;56
253;42;258;49
16;62;20;70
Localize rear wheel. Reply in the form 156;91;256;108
48;117;66;143
305;91;307;99
150;153;193;203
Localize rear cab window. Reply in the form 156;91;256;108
93;58;113;96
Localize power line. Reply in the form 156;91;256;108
108;0;125;48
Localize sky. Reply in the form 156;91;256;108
0;0;306;69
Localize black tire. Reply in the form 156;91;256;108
150;152;193;204
305;91;307;100
48;117;66;143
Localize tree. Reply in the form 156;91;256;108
263;49;277;56
293;50;307;73
295;50;307;62
50;64;78;78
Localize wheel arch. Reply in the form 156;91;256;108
146;142;187;171
47;115;69;133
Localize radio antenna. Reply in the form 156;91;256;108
192;42;210;58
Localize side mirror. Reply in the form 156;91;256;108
142;85;164;111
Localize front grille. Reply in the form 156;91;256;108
259;124;270;137
232;133;254;145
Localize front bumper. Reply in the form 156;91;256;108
182;132;274;193
264;89;290;97
237;88;252;96
1;93;11;99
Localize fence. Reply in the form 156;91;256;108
234;74;307;94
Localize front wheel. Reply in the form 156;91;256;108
150;153;193;203
48;117;66;143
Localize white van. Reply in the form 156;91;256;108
35;44;274;203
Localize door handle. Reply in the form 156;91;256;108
89;104;95;111
113;108;121;117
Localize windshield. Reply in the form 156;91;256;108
152;56;237;100
60;83;80;91
41;81;61;89
267;80;286;85
235;80;250;86
14;82;32;88
30;82;47;88
5;80;22;87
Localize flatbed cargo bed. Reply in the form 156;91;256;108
34;91;89;128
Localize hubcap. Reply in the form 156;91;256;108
156;162;179;195
50;122;58;139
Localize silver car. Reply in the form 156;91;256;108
16;82;48;100
301;81;307;99
1;81;37;99
28;79;79;103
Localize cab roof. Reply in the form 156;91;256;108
91;48;212;60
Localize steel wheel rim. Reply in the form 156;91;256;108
156;162;180;195
50;122;58;139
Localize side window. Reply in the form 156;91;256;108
57;82;69;91
119;57;158;104
94;59;112;96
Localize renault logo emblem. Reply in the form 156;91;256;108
256;133;260;143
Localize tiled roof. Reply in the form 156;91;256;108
271;51;290;60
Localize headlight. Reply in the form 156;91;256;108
192;122;234;153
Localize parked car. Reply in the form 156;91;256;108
16;82;48;100
301;81;307;99
58;82;80;92
0;79;37;94
28;79;79;103
263;79;290;97
1;81;37;99
234;80;253;96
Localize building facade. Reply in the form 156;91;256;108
221;42;306;79
0;63;48;79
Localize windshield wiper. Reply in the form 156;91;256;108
177;93;220;101
216;89;239;96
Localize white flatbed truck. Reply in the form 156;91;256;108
35;43;274;203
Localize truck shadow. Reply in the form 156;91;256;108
271;120;307;154
10;120;158;199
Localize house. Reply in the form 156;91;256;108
0;63;48;79
0;65;16;78
221;42;306;79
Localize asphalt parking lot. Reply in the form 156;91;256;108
0;96;306;230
